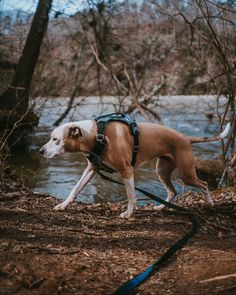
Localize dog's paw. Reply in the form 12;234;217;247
119;210;131;218
207;200;214;207
153;204;165;211
205;196;214;207
53;202;67;211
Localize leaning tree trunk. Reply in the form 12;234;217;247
0;0;52;114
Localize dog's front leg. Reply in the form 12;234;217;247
120;176;136;218
54;162;95;211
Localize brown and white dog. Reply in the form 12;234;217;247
39;119;230;218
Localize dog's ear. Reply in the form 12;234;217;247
68;126;83;139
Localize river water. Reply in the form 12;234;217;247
10;96;223;205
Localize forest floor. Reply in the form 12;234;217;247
0;178;236;295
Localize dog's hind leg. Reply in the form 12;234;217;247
198;179;213;205
182;176;213;206
154;158;177;211
177;153;214;206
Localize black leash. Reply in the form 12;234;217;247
98;171;199;295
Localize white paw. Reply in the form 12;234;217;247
119;210;131;219
208;199;214;206
53;202;68;211
153;204;165;211
119;210;129;218
119;203;135;218
205;196;214;206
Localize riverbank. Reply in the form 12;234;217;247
0;179;236;295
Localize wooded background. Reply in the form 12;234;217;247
0;0;235;173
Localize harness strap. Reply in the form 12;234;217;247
129;120;139;166
88;113;139;172
87;121;108;170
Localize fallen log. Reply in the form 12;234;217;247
197;157;236;187
173;157;236;188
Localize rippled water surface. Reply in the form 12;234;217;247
10;96;224;204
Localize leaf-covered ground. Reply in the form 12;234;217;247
0;180;236;295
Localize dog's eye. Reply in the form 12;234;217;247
52;138;60;145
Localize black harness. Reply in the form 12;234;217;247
87;113;139;173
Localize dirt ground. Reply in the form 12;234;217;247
0;179;236;295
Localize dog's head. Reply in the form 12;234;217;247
39;123;85;158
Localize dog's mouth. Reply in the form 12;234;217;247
48;153;62;159
42;150;65;158
41;152;57;159
40;145;65;158
40;153;52;159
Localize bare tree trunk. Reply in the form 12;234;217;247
0;0;52;150
0;0;52;113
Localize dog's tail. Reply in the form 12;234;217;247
189;122;231;144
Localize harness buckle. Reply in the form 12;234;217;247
130;122;139;135
96;134;105;143
133;145;140;152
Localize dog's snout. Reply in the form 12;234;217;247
39;147;45;155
